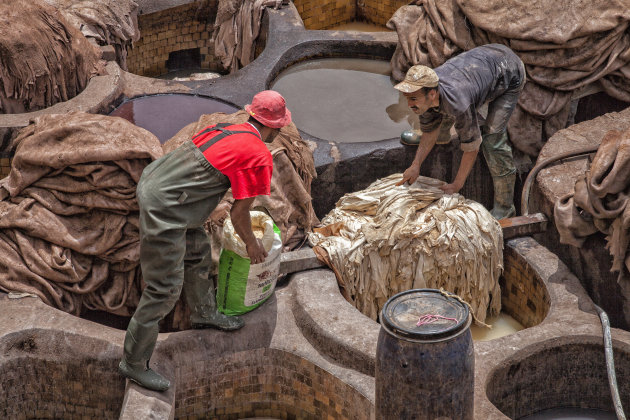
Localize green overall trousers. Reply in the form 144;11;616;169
123;140;230;367
120;123;264;391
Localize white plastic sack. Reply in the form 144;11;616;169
217;211;282;315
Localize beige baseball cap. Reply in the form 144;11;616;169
394;65;439;93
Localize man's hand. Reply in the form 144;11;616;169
439;182;462;194
396;164;421;186
246;238;268;265
231;197;268;264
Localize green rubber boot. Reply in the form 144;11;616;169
481;131;517;220
183;227;244;331
490;171;516;219
118;359;170;392
186;281;244;330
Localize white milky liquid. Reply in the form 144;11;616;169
471;312;524;341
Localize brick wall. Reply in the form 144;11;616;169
293;0;356;30
127;2;222;77
0;358;123;420
175;348;372;419
359;0;409;26
293;0;407;29
501;245;550;328
0;155;10;179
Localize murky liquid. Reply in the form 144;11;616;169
519;408;616;419
470;312;524;341
270;58;420;143
109;94;238;143
328;21;391;32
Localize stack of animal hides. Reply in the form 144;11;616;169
308;174;503;323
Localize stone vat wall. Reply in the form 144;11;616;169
0;358;123;419
127;2;221;77
486;339;630;418
174;347;371;419
502;244;550;328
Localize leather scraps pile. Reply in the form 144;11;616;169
387;0;630;157
0;112;163;316
308;174;503;323
47;0;140;70
0;0;102;114
555;127;630;279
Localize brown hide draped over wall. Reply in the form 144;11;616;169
0;1;102;114
48;0;141;71
555;128;630;279
213;0;284;72
0;113;163;316
387;0;630;157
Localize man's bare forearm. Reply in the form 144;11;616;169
412;129;439;168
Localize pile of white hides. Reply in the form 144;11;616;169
308;174;503;322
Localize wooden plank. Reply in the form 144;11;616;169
499;213;548;239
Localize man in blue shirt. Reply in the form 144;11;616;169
396;44;525;219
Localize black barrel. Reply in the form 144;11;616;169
375;289;474;420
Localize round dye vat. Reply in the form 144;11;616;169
520;408;616;419
109;94;239;143
271;58;420;143
471;312;524;341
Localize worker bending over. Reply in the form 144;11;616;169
119;90;292;391
396;44;525;219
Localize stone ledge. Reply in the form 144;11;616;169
290;269;379;376
119;382;175;420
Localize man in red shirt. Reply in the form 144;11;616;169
119;90;292;391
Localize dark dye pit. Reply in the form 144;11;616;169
271;58;420;143
109;94;239;143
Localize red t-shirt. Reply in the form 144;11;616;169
192;122;273;199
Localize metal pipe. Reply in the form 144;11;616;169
520;145;599;216
594;304;627;420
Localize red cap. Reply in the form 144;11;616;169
245;90;292;129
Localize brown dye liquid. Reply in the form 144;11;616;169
270;58;420;143
109;94;238;144
328;21;392;32
470;312;524;341
519;408;616;419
